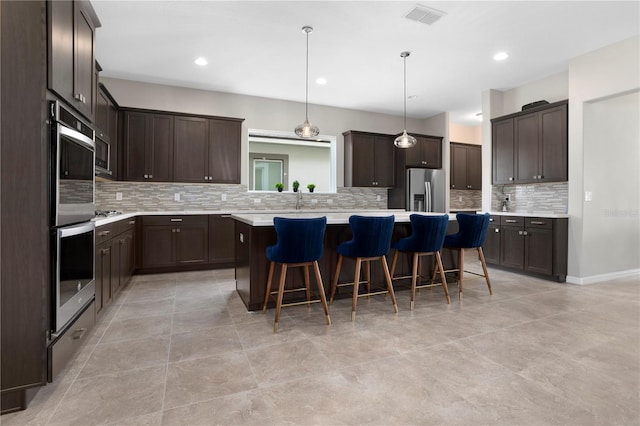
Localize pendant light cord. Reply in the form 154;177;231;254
403;54;407;130
305;29;309;121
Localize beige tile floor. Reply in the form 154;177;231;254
3;263;639;425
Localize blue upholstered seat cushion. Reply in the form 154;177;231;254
266;216;327;263
392;214;449;253
443;213;490;249
336;215;395;258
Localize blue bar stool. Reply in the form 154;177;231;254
443;213;493;299
389;214;451;310
329;215;398;321
262;217;331;332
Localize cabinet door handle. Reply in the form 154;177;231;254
489;218;494;222
128;220;136;225
171;229;176;233
144;174;149;179
170;218;183;222
518;231;523;235
101;248;110;255
508;177;514;181
119;239;124;244
98;230;110;236
494;228;500;233
149;174;153;179
523;231;528;236
505;219;518;223
530;221;545;225
176;228;181;233
451;184;455;188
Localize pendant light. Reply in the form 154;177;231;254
394;51;417;148
295;26;320;138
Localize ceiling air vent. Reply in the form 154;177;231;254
404;4;446;26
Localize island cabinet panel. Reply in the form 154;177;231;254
492;100;567;185
482;215;568;282
344;131;395;187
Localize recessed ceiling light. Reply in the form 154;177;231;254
316;77;327;85
194;57;208;66
493;52;509;61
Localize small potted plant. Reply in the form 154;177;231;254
307;183;316;193
275;183;284;192
292;180;300;192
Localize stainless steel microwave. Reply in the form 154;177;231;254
95;136;112;176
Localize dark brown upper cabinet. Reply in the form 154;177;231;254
343;130;395;187
122;108;243;184
123;111;174;182
48;0;100;121
95;81;119;178
404;135;442;169
492;100;568;185
450;142;482;190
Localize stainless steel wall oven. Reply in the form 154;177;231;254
51;221;95;334
50;100;95;227
49;100;96;336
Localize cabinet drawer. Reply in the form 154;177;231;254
113;217;137;235
501;216;525;227
526;218;553;229
95;223;114;244
143;215;207;226
48;301;95;381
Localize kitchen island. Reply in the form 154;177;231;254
231;210;457;311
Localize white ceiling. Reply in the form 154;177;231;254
92;1;639;126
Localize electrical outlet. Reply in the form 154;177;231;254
376;195;382;201
221;193;227;201
327;199;333;204
585;191;593;202
115;192;122;201
311;199;318;204
254;198;261;204
174;193;181;201
504;194;511;202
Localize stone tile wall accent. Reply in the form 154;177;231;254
449;189;482;210
491;182;568;213
95;182;389;212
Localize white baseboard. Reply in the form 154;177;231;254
566;268;640;285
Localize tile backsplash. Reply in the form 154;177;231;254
492;182;568;213
449;189;482;210
96;181;389;212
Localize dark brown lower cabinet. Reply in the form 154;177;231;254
140;215;208;271
482;215;567;282
95;219;136;318
209;215;235;266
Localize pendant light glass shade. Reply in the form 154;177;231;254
295;26;320;138
394;51;417;148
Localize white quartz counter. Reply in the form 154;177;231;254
230;210;455;227
92;209;568;228
487;211;569;219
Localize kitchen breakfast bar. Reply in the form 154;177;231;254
231;211;458;311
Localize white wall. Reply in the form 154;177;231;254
450;123;482;145
502;71;569;113
567;35;640;283
582;91;639;277
103;78;429;188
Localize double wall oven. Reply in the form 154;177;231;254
49;101;96;336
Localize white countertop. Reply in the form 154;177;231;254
92;209;569;227
487;211;569;219
230;210;455;226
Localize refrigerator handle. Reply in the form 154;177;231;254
425;181;431;212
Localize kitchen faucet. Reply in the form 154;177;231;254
295;190;303;210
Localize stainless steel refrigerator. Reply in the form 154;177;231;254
405;168;446;212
